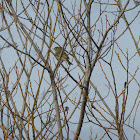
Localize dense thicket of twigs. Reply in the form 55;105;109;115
0;0;140;140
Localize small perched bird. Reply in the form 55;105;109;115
54;47;72;65
133;0;140;5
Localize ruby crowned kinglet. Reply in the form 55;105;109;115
54;47;72;65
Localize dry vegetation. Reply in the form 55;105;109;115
0;0;140;139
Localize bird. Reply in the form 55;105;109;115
54;47;72;65
133;0;140;5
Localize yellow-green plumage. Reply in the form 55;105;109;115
54;47;72;65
